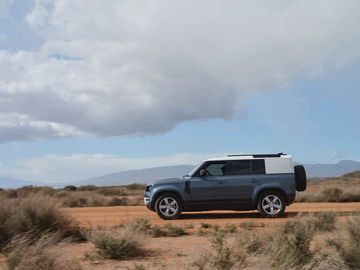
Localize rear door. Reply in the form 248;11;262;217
219;159;266;209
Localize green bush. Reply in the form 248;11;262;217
90;229;142;260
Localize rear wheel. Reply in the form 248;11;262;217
155;193;182;220
257;191;286;218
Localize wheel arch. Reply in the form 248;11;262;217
151;189;183;209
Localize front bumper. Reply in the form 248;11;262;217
144;196;150;205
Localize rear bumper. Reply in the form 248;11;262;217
286;193;296;205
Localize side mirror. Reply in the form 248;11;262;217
199;169;209;177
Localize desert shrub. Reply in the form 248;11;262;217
16;186;55;197
224;224;237;233
126;184;145;190
109;197;128;206
240;221;265;230
90;228;143;260
201;222;211;228
326;216;360;269
62;192;109;207
64;185;77;191
321;188;343;202
342;170;360;179
270;219;314;269
4;189;18;198
246;238;263;254
150;225;168;237
62;193;89;207
125;218;151;233
0;195;83;249
164;224;188;237
312;212;337;231
5;233;82;270
211;232;235;270
78;185;97;191
96;187;128;196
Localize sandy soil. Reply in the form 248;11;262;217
64;202;360;228
1;203;359;270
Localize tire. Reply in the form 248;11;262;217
155;193;182;220
257;191;286;218
294;165;307;191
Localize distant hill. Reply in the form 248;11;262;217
302;160;360;178
3;160;360;188
69;164;195;187
0;178;37;189
342;170;360;178
71;160;360;187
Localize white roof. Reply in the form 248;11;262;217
205;154;292;161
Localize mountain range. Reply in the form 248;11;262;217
1;160;360;188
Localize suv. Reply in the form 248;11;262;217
144;153;307;219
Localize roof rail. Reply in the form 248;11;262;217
227;153;285;158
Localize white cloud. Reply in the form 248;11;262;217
331;151;346;160
0;33;6;41
0;0;359;141
0;152;218;182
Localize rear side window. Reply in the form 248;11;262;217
251;159;265;174
224;160;251;175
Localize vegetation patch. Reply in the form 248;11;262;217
0;195;84;249
90;228;143;260
5;233;82;270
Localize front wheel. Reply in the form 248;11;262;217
257;191;286;218
155;193;182;220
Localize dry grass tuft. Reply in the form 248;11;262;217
5;233;82;270
0;195;84;249
89;227;143;260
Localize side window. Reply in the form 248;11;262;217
224;160;251;175
252;159;265;174
205;163;226;176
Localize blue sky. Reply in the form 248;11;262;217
0;0;359;182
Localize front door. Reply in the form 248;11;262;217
187;161;228;210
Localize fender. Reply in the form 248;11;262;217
151;185;184;208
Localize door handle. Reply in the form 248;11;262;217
218;180;225;184
250;179;257;183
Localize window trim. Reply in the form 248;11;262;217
192;159;265;177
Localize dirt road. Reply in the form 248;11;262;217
64;202;360;227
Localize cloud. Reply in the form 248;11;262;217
0;0;360;141
331;151;346;160
0;152;217;182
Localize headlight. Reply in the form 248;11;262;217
145;185;152;192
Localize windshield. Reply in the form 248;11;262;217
186;162;203;177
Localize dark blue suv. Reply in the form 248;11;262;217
144;153;307;219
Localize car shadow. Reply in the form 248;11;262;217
177;211;356;220
178;212;297;219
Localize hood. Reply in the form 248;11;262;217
147;177;182;186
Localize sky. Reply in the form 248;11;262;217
0;0;359;183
